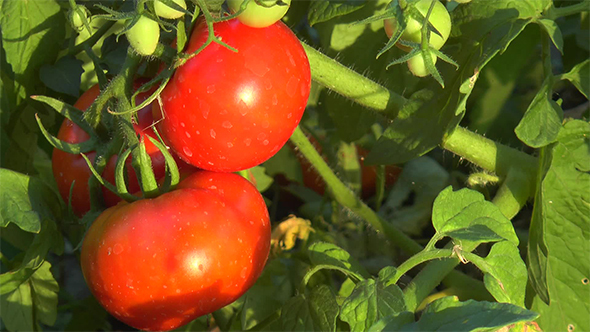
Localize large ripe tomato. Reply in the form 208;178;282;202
80;171;271;331
52;82;192;216
155;18;311;172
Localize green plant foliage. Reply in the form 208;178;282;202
280;285;339;331
431;187;519;246
308;0;367;26
340;267;406;331
0;261;59;331
529;120;590;332
402;297;539;331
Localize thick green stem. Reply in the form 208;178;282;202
391;249;453;284
302;43;405;118
547;0;590;19
290;127;423;255
442;126;537;179
492;167;533;220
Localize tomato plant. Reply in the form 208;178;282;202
384;0;451;51
126;15;160;55
80;171;270;331
227;0;291;28
3;1;589;332
155;18;311;172
154;0;187;19
52;82;191;216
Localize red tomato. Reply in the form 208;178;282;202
155;18;311;172
80;171;271;331
52;82;193;216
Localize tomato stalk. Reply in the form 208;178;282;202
302;44;538;187
291;126;491;309
290;126;423;255
301;43;405;118
546;0;590;19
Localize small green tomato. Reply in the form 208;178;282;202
384;0;451;51
154;0;187;19
227;0;291;28
407;52;437;77
68;6;88;31
126;15;160;56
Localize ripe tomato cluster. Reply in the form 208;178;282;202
52;11;309;331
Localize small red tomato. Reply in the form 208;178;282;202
155;18;311;172
52;81;193;216
80;171;271;331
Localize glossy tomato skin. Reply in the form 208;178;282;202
156;18;311;172
52;82;192;216
81;171;270;331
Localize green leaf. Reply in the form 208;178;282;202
314;0;393;142
537;19;564;54
308;0;367;26
528;120;590;332
401;297;539;331
307;242;370;279
561;59;589;99
0;0;65;99
515;77;563;148
368;311;414;332
280;285;339;331
378;156;449;235
39;55;84;97
465;25;542;146
0;261;59;331
340;270;406;332
431;187;519;246
367;0;548;164
0;168;62;233
482;241;527;307
264;144;303;183
245;166;274;193
241;260;293;330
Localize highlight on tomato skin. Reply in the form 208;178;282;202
80;171;271;331
155;18;311;173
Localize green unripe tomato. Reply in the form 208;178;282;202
68;6;88;31
227;0;291;28
154;0;187;19
407;52;437;77
126;15;160;56
384;0;451;51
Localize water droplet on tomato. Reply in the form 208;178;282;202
227;142;233;148
286;76;298;97
263;140;269;146
180;122;185;127
222;121;232;128
207;85;216;93
257;133;266;141
185;131;191;138
261;120;269;128
287;113;292;119
272;94;278;105
244;138;251;146
183;146;193;157
210;129;216;138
